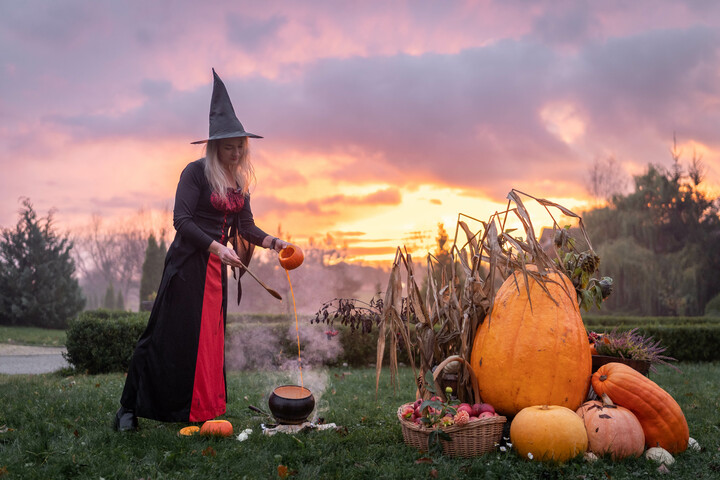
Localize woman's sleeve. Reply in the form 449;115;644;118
238;195;270;246
173;163;214;250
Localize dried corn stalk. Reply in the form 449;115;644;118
375;189;609;400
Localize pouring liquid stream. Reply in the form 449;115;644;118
285;269;304;389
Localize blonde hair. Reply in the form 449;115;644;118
203;137;256;198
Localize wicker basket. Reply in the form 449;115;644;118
397;355;506;458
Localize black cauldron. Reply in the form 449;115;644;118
268;385;315;425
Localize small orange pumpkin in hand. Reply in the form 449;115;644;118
279;245;304;270
199;419;233;437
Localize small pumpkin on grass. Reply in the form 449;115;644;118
576;397;644;459
199;419;234;437
178;425;200;437
592;362;689;453
510;405;588;463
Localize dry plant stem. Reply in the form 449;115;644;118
372;189;607;401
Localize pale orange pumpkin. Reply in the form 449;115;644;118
199;419;233;437
279;245;304;270
576;399;645;459
178;425;200;436
510;405;588;462
470;269;591;416
592;362;689;453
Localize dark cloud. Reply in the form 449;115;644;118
226;13;287;50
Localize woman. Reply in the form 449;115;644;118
115;69;287;430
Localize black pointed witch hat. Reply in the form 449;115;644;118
191;68;262;144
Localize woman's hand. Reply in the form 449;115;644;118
263;236;289;252
209;241;243;267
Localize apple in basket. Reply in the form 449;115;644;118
472;403;495;416
401;405;415;420
457;403;474;416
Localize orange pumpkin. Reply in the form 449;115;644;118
178;425;200;436
589;342;598;355
279;245;304;270
199;419;234;437
592;362;689;453
576;399;645;459
470;269;591;416
510;405;588;462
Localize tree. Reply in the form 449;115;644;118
103;283;117;310
586;154;630;205
584;149;720;315
72;208;171;312
0;198;85;328
139;233;167;307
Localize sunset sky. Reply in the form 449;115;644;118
2;0;719;264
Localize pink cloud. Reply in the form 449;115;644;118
1;0;719;249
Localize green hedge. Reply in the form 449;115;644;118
64;310;148;374
586;323;720;362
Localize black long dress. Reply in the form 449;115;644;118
120;158;269;422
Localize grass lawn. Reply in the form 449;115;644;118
0;326;66;347
0;364;719;479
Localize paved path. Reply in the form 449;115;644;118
0;344;69;375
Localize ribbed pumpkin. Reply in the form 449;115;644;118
510;405;588;462
576;399;645;459
470;269;591;416
592;362;689;453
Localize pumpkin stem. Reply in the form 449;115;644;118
599;374;608;381
601;393;615;406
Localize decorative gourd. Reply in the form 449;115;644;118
592;362;689;453
470;269;591;415
178;425;200;436
199;419;234;437
279;245;304;270
510;405;588;462
575;399;645;459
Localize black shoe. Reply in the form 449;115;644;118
114;406;138;432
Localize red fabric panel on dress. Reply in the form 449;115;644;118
189;253;226;421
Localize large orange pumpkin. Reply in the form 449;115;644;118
592;362;689;453
576;400;645;459
470;269;591;416
510;405;588;462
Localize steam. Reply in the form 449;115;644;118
225;322;343;421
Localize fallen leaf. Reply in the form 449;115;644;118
0;466;8;477
415;457;433;464
657;464;670;474
73;429;79;437
278;465;289;479
430;468;438;478
201;446;216;457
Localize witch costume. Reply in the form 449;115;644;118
116;69;269;429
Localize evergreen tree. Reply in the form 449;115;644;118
116;289;125;311
139;233;167;308
0;198;85;328
103;283;116;310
